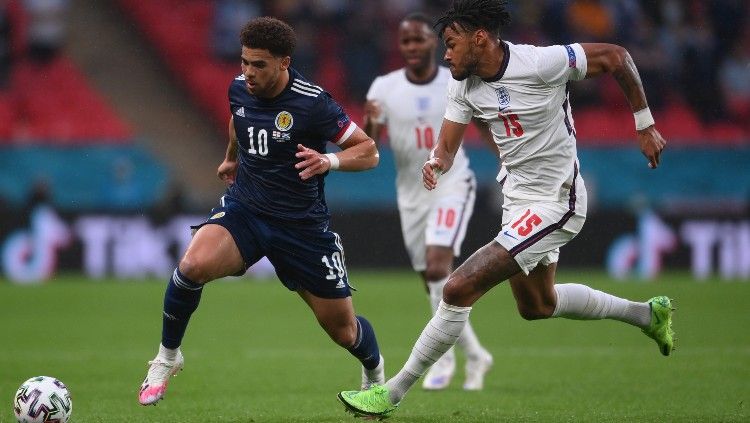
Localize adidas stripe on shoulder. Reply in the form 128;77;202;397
291;79;323;97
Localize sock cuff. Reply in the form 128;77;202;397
552;284;565;317
352;316;364;349
172;268;203;291
437;300;472;317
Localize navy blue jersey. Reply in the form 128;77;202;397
227;67;355;225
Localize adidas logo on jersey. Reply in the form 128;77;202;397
335;280;345;289
235;107;245;117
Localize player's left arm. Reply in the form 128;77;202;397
295;127;378;180
581;43;666;169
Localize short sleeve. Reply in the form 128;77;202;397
444;78;473;124
535;43;588;86
365;76;387;124
311;93;357;145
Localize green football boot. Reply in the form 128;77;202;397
642;296;676;356
337;385;398;419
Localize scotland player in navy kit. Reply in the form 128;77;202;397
139;17;385;406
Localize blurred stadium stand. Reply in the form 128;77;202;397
0;0;748;279
0;0;747;210
117;0;749;146
1;1;131;142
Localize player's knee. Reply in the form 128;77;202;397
423;266;449;282
517;303;554;321
442;276;470;304
178;257;211;284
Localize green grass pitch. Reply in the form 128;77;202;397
1;270;749;422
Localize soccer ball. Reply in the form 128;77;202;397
13;376;72;423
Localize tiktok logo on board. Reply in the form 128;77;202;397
1;206;71;284
606;210;676;280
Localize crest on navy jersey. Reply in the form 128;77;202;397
275;111;294;131
495;87;510;110
417;96;430;112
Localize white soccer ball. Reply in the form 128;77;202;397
13;376;72;423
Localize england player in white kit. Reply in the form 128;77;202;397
340;0;674;418
364;13;492;391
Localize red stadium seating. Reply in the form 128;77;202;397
118;0;233;133
1;1;132;144
117;0;748;147
3;57;132;144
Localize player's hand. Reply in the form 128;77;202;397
295;144;330;180
217;159;238;185
422;158;445;191
638;126;666;169
363;100;382;123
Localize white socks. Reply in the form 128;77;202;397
427;277;484;358
552;283;651;327
158;343;179;361
386;301;471;403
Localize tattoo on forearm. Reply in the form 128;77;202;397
613;52;648;112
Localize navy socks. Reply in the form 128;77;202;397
161;269;203;349
347;315;381;370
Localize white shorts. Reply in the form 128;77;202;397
399;176;476;271
495;177;587;275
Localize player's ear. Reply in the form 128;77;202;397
280;56;291;71
474;29;487;47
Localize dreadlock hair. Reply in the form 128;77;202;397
239;17;296;57
402;12;434;29
435;0;511;39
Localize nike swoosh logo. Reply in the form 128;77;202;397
503;230;518;240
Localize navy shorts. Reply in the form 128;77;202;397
191;196;353;299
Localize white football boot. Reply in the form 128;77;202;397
463;348;493;391
138;349;184;405
422;348;456;390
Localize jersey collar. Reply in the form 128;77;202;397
405;66;439;85
482;41;510;83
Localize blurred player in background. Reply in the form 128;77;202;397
138;17;385;406
363;12;492;391
339;0;673;418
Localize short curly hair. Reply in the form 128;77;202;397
239;17;296;57
435;0;511;38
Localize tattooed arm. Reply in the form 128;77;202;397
581;43;666;169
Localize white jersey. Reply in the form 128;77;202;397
367;66;473;209
445;42;588;201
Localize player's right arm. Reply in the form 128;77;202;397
217;116;239;186
422;118;467;190
472;117;500;159
362;100;383;142
424;77;472;190
363;77;386;143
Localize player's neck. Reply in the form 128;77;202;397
405;64;438;85
476;40;506;80
263;69;290;99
